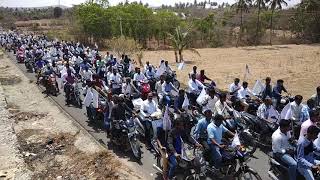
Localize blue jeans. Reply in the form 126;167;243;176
298;160;320;180
277;153;297;180
209;144;222;168
168;154;178;178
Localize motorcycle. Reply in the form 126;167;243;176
110;117;142;161
240;112;278;149
24;57;35;73
16;49;25;63
42;74;59;96
268;152;320;180
64;82;82;108
152;142;204;180
200;146;262;180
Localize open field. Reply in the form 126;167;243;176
142;44;320;99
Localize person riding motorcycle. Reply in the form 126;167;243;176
193;109;212;160
273;79;288;109
256;96;279;138
122;77;139;98
310;86;320;108
161;77;178;106
200;88;219;113
62;69;76;105
140;93;161;149
167;117;201;179
110;95;133;145
271;119;297;180
109;68;122;95
237;81;256;112
262;77;273;100
133;67;147;90
290;95;304;122
297;125;320;180
229;78;241;102
207;114;234;169
188;74;205;106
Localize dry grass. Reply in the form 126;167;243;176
140;44;320;99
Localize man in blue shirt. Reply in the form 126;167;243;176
162;77;178;106
207;114;234;168
297;125;320;180
193;109;212;160
272;79;288;108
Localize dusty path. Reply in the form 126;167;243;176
0;51;141;180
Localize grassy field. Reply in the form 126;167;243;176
141;44;320;99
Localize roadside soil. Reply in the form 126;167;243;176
0;51;141;180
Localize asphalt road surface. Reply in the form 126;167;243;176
5;52;271;180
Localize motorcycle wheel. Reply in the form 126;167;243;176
130;138;141;160
237;168;262;180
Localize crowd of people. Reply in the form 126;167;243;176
1;31;320;180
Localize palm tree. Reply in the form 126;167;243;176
268;0;287;45
168;26;200;63
233;0;251;47
254;0;266;45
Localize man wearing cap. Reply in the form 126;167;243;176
297;125;320;180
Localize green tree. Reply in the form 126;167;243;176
233;0;251;47
53;7;63;18
267;0;287;45
253;0;266;45
75;2;112;44
168;26;200;63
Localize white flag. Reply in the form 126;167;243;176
182;95;190;110
177;61;185;70
196;88;207;105
128;62;133;73
231;132;241;148
280;103;292;120
244;64;251;80
162;105;171;130
155;64;166;78
268;106;280;123
252;80;264;96
83;88;99;108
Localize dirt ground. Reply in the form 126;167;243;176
0;51;141;180
142;44;320;99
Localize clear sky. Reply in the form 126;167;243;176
0;0;300;8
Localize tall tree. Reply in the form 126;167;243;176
254;0;266;45
233;0;251;47
168;26;200;63
268;0;287;45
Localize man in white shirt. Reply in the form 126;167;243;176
237;81;255;112
155;75;165;103
229;78;241;100
133;68;147;89
109;69;122;95
214;93;233;118
161;77;178;106
140;93;161;149
272;119;296;180
188;74;205;105
201;88;219;113
122;78;139;97
290;95;304;122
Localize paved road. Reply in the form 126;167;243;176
6;52;271;180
